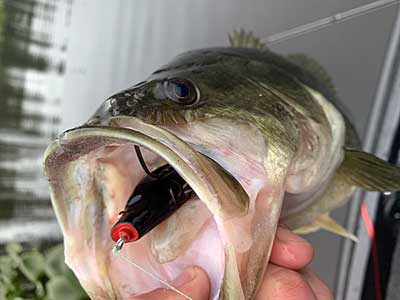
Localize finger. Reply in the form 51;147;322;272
301;267;334;300
130;266;210;300
269;225;314;269
255;263;317;300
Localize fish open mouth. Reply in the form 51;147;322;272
44;117;280;300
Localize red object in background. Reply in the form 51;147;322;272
361;201;382;300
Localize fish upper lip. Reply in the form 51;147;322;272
45;120;250;233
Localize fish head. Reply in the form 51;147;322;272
44;48;289;300
90;48;270;128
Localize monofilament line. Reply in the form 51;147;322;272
263;0;400;45
112;249;194;300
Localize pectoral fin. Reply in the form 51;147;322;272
339;149;400;192
294;213;358;242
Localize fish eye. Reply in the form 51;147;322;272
164;78;198;105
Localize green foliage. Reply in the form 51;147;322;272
0;243;89;300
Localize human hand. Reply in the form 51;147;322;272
131;225;333;300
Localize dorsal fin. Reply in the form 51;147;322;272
287;53;336;95
228;29;266;49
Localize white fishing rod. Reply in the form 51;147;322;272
263;0;400;45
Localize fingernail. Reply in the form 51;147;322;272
172;267;196;287
276;226;308;243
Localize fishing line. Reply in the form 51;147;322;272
112;245;194;300
134;145;160;178
263;0;400;45
135;145;175;179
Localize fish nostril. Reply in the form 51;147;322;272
110;108;120;116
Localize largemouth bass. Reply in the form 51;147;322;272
43;31;400;300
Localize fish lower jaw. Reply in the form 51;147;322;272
46;124;270;300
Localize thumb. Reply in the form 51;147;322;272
131;266;211;300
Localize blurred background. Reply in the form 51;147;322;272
0;0;399;299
